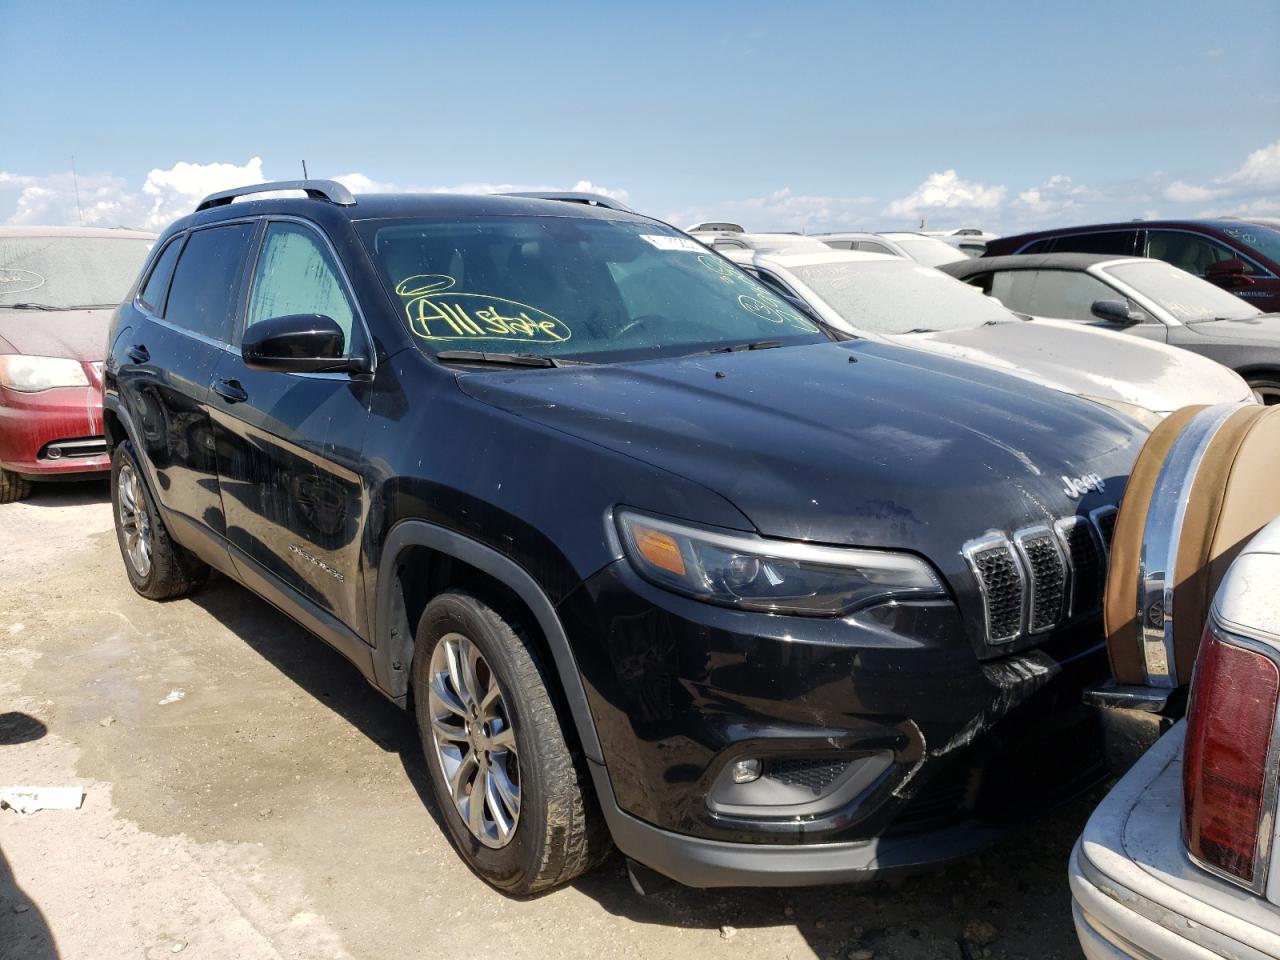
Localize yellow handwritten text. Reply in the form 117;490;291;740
394;274;572;344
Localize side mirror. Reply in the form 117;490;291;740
1205;258;1252;286
1091;299;1143;325
241;314;361;373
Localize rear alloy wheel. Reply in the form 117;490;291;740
110;444;209;600
412;591;610;895
0;468;32;504
1248;377;1280;406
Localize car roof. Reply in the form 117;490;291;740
997;217;1273;246
0;225;157;240
176;189;656;235
940;252;1145;277
724;247;901;268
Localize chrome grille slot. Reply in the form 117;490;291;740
1014;526;1067;633
1055;516;1104;617
964;535;1025;644
1090;505;1118;557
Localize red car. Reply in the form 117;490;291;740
984;218;1280;313
0;226;155;502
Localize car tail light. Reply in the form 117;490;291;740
1182;623;1280;891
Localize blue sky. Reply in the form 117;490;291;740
2;0;1277;233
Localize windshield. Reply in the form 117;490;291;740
359;217;827;361
1103;260;1262;322
0;235;153;309
788;259;1017;334
1219;222;1280;265
879;234;967;267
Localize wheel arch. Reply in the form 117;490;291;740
374;519;606;766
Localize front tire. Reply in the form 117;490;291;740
0;468;32;504
111;444;209;600
412;590;609;896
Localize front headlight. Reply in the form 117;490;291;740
616;510;946;616
0;355;90;392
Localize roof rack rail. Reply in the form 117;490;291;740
500;191;635;213
195;179;356;212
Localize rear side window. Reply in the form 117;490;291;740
138;236;184;315
164;224;254;343
247;223;357;350
1020;238;1055;254
1048;231;1139;256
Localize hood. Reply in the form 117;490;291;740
457;340;1145;558
1182;313;1280;346
0;307;113;362
907;316;1252;413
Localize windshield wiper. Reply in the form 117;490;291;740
6;302;56;311
714;339;783;353
900;327;938;335
435;350;579;368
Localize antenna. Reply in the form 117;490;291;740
71;156;84;226
301;160;309;179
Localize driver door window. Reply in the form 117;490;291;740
989;269;1128;322
247;223;357;351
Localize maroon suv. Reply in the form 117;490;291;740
984;219;1280;313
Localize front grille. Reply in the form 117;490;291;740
965;509;1115;646
766;758;850;795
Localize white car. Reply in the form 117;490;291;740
721;247;1255;424
687;225;831;256
1071;515;1280;959
816;231;970;267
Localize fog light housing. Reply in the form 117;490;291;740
730;758;762;784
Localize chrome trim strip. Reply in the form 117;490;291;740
962;532;1025;644
1013;524;1067;633
1184;617;1280;895
1138;403;1243;688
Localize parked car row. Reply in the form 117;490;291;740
5;185;1280;956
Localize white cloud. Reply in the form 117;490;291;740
1164;139;1280;208
882;170;1006;223
663;187;876;234
1;161;630;230
1206;47;1225;57
0;157;266;230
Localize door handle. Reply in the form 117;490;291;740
126;344;150;364
213;378;248;404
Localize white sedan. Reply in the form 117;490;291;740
1071;517;1280;959
721;248;1255;424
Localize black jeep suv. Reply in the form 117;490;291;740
104;180;1146;895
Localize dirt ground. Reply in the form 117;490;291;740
0;480;1092;960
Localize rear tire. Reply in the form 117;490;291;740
111;444;209;600
0;468;32;504
412;590;610;896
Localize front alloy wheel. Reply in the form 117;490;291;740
426;633;521;848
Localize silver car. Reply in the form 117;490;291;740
1071;515;1280;959
721;247;1255;424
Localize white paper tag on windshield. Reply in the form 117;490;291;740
641;235;704;253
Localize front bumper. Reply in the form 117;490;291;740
1069;723;1280;959
0;381;108;477
563;559;1110;883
